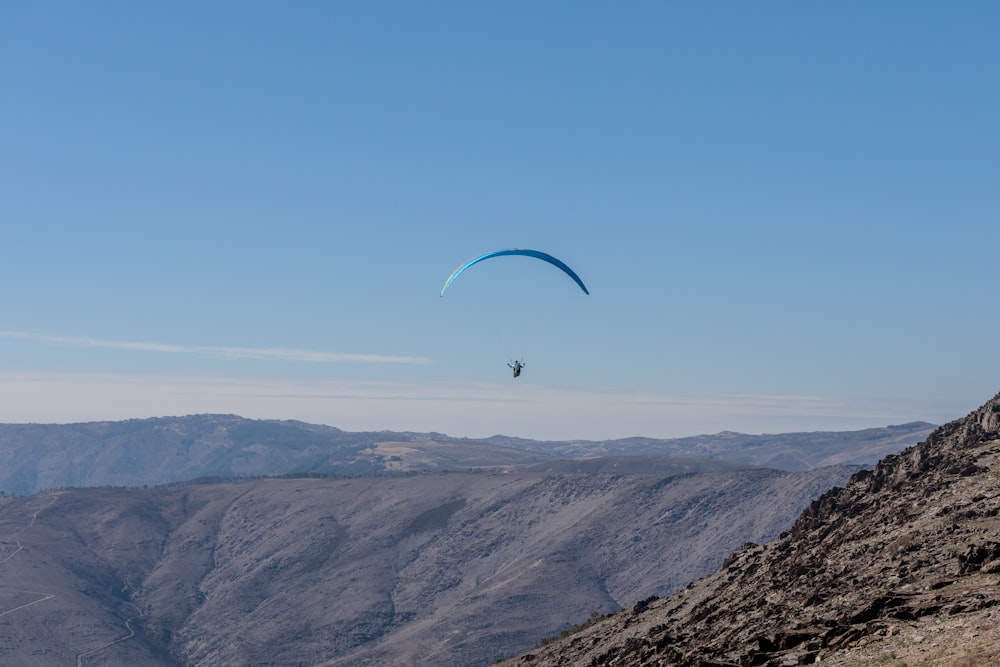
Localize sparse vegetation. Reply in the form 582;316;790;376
535;611;611;648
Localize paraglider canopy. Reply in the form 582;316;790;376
440;248;589;297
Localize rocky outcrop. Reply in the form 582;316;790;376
503;391;1000;666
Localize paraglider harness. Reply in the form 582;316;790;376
507;359;524;378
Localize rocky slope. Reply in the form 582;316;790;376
0;464;857;666
501;391;1000;666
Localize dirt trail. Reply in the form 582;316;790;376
75;599;143;667
0;493;61;614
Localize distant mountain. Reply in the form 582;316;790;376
0;415;552;496
0;415;934;495
499;390;1000;666
500;421;936;470
0;464;859;666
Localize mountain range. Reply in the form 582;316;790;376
0;416;934;496
0;414;940;665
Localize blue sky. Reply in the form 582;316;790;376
2;2;998;439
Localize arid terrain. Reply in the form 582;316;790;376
500;391;1000;666
0;463;856;665
0;414;942;665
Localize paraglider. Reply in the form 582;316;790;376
440;248;589;297
441;248;588;379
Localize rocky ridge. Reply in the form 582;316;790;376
502;391;1000;666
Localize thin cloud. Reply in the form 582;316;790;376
0;330;430;364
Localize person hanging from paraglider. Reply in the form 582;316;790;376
440;248;588;382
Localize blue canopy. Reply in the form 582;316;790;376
440;248;589;297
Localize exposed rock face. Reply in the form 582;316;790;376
503;391;1000;666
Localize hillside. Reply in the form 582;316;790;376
500;390;1000;666
0;465;858;666
0;416;933;495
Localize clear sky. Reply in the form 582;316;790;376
2;2;998;440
